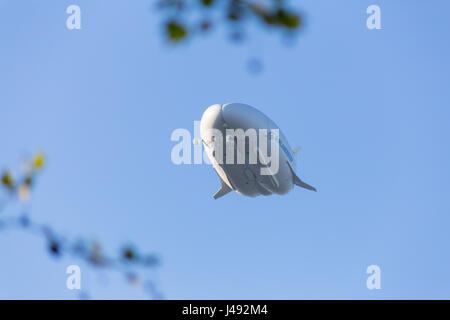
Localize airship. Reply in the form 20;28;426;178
200;103;316;199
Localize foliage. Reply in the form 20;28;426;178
157;0;303;43
0;153;161;299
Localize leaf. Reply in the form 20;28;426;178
262;13;278;25
227;4;245;22
89;242;107;266
126;272;138;284
19;215;30;227
18;184;30;203
33;153;44;169
200;0;214;7
276;10;301;29
247;58;264;74
123;247;136;260
167;21;187;42
49;240;60;256
199;20;212;32
1;172;14;190
24;175;32;187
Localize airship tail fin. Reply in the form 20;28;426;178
293;146;301;157
287;161;317;192
214;179;233;199
294;176;317;192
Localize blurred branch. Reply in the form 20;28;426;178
0;153;161;299
156;0;303;43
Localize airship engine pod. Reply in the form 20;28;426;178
200;103;316;199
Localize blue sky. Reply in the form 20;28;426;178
0;0;449;299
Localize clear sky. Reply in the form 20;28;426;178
0;0;449;299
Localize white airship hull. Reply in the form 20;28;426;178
200;103;316;199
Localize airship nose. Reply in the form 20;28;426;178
221;103;270;130
200;104;224;137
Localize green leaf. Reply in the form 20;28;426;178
277;10;301;29
200;0;214;7
1;172;14;190
167;21;187;42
